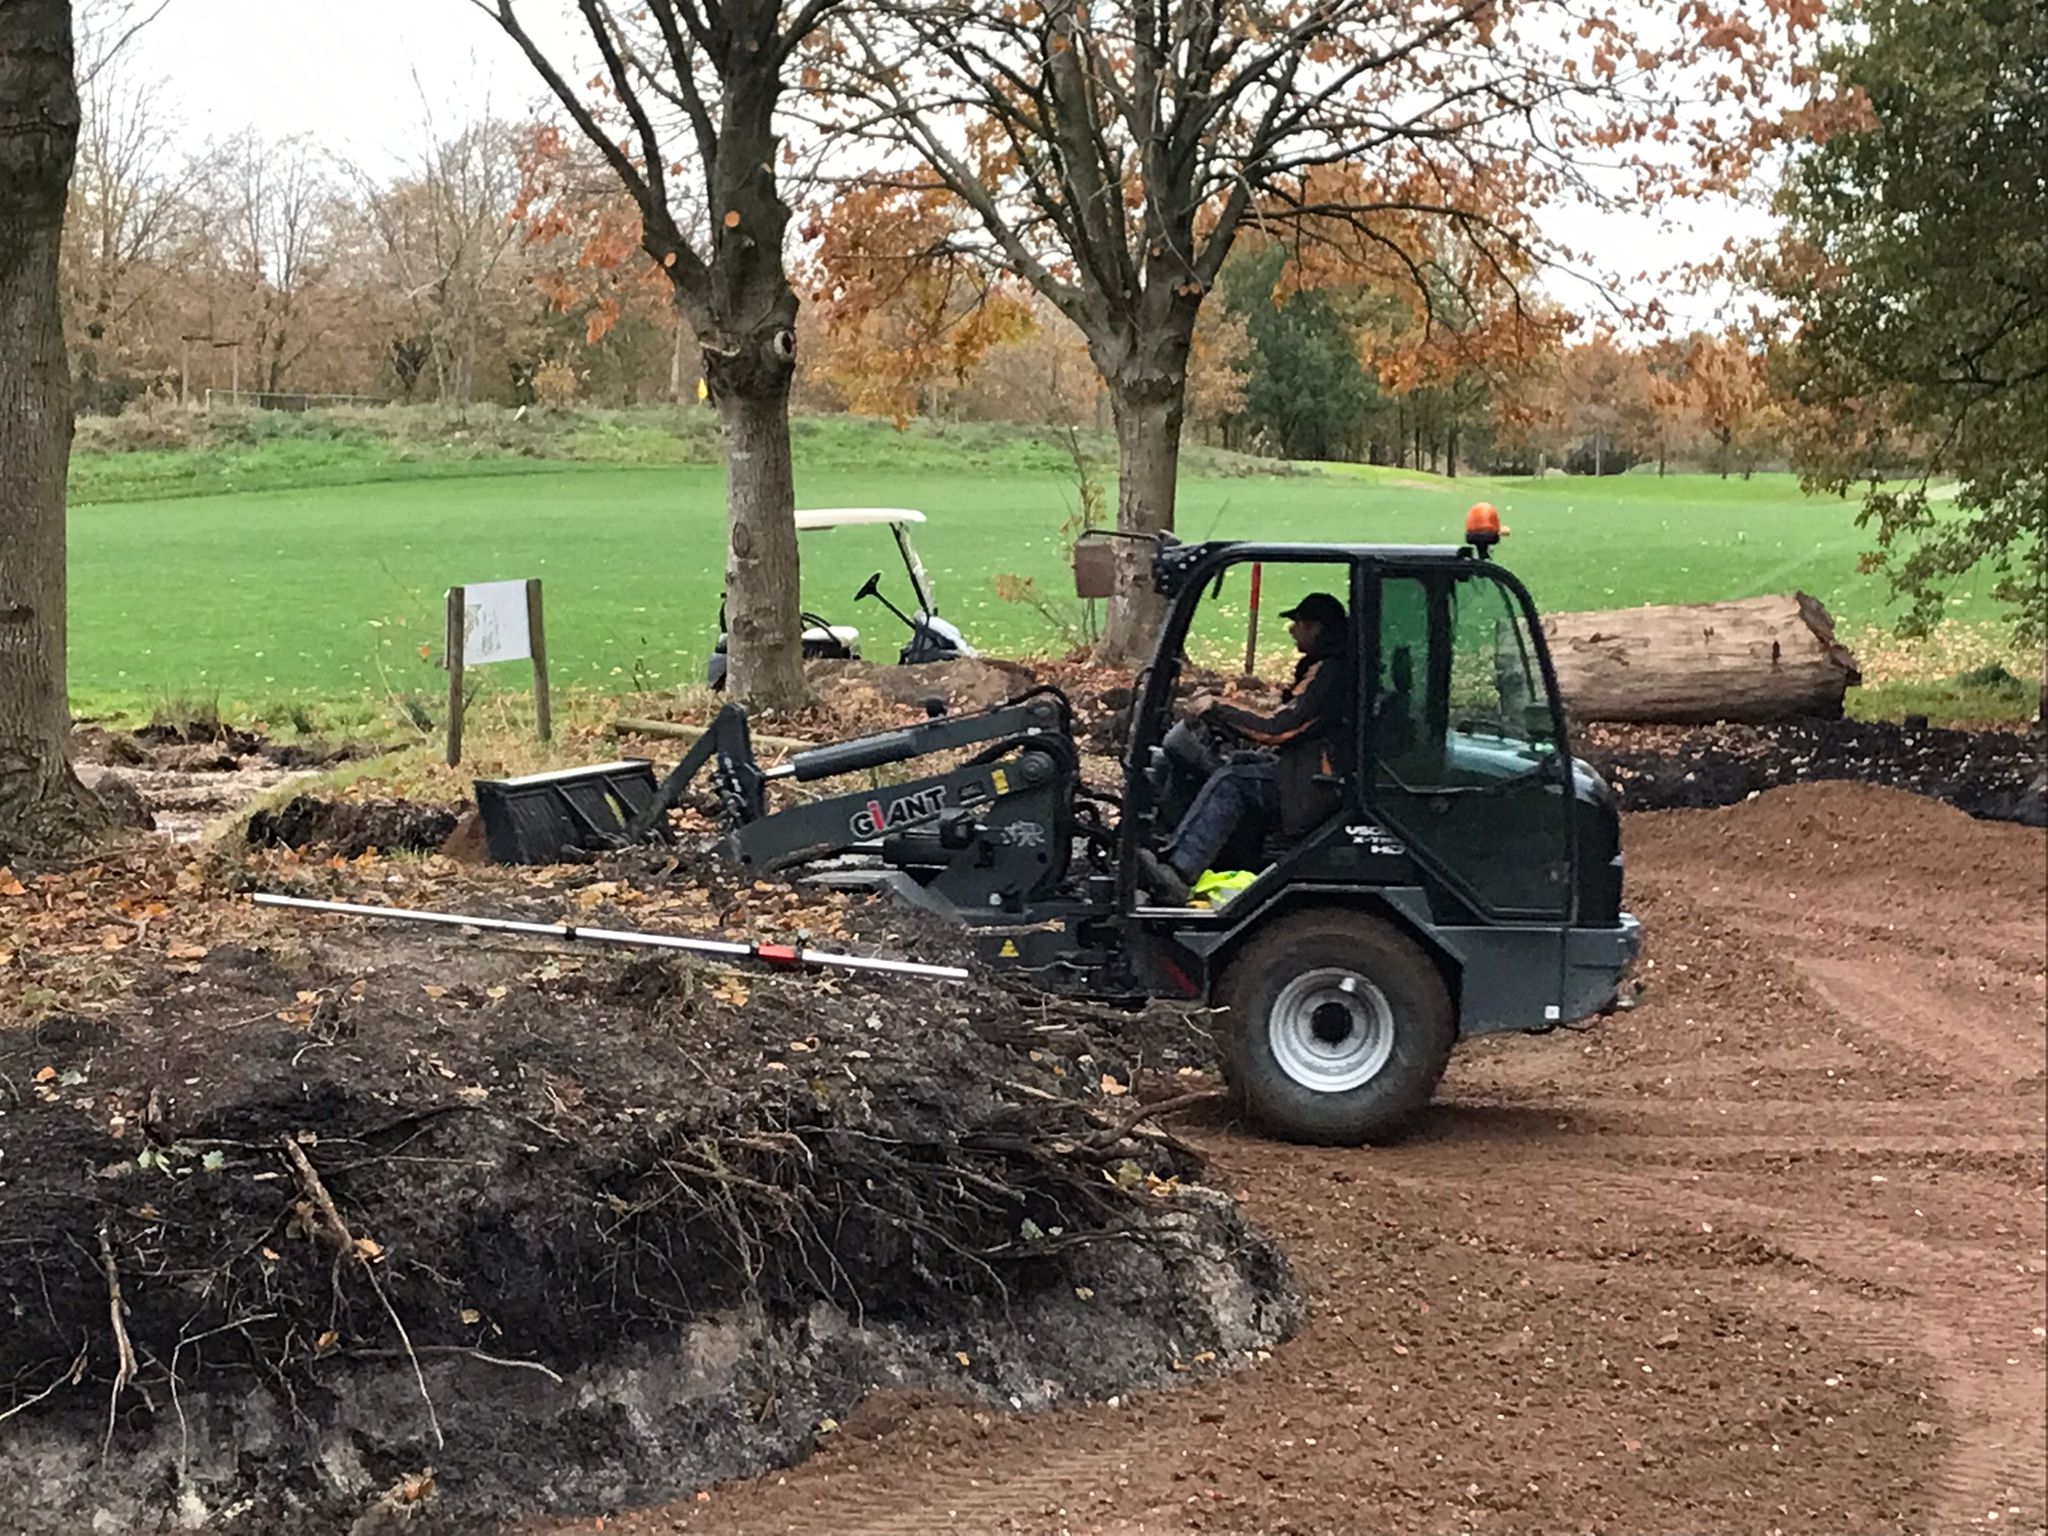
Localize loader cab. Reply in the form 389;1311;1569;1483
1103;525;1624;1037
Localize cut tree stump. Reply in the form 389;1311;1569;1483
1542;592;1862;725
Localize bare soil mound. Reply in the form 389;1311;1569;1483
0;855;1293;1532
1625;778;2047;902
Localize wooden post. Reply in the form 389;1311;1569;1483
526;578;551;742
445;585;465;767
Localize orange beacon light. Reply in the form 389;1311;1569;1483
1465;501;1504;554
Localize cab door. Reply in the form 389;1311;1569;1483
1367;565;1573;921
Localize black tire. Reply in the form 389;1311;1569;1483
1218;910;1455;1145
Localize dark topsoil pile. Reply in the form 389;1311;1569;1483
1578;715;2045;826
0;851;1290;1533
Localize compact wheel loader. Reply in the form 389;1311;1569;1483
475;509;1642;1144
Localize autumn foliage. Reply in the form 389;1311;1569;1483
801;183;1034;424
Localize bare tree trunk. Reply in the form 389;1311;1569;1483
708;348;809;711
1098;377;1182;666
440;284;477;406
0;0;108;862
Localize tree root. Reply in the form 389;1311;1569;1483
98;1224;137;1461
0;1344;86;1428
281;1135;444;1450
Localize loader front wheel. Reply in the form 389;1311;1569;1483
1219;911;1455;1145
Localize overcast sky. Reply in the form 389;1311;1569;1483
128;0;534;170
126;0;1766;333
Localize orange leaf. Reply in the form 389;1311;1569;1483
0;869;25;897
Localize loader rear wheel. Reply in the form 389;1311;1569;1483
1219;911;1455;1145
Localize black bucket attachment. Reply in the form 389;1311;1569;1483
473;759;661;864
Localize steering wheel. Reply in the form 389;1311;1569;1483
854;570;884;603
1191;712;1237;754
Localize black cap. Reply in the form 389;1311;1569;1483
1278;591;1347;628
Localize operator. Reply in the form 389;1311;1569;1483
1137;591;1354;905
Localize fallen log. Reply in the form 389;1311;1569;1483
1542;592;1862;725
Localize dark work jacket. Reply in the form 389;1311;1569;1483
1211;637;1355;834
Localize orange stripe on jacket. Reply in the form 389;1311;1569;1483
1221;660;1324;744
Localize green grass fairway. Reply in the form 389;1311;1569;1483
68;453;2011;717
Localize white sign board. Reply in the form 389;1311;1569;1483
458;581;531;666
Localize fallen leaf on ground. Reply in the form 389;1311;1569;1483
1100;1073;1128;1097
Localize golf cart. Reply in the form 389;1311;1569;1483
705;507;974;689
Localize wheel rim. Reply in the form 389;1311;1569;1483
1267;968;1396;1093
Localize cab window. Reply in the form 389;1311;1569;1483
1374;567;1556;788
1446;569;1553;750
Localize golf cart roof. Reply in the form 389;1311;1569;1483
794;507;927;531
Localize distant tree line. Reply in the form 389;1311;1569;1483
67;63;1793;488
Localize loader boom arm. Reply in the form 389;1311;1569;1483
628;692;1069;843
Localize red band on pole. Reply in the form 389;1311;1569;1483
1243;562;1263;676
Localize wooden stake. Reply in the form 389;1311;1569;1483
526;578;551;743
445;585;465;767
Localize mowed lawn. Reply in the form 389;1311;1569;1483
68;458;2001;710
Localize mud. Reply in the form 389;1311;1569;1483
69;725;378;845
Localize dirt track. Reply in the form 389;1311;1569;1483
574;784;2047;1536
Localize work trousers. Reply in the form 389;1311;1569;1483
1165;755;1278;880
